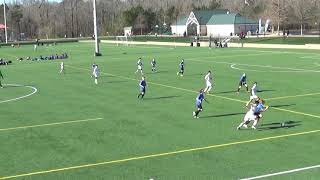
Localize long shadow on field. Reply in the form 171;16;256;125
215;90;237;94
106;80;129;84
258;120;301;131
201;112;245;118
144;95;181;100
145;70;169;74
271;104;296;108
257;89;276;93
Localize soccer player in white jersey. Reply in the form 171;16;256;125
204;70;213;94
59;61;65;74
237;98;259;130
135;58;144;75
250;82;258;100
93;65;100;84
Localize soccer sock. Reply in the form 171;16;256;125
141;94;145;98
208;86;212;92
238;122;244;128
246;86;249;92
95;79;98;84
252;120;258;127
138;93;141;98
195;110;200;116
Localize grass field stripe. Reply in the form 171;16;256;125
240;164;320;180
0;118;103;132
266;92;320;100
272;107;320;119
1;129;320;179
68;65;320;119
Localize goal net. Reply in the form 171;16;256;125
116;36;132;46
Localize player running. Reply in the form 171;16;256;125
0;70;4;88
91;63;97;77
250;82;258;100
193;89;209;118
204;70;213;94
92;65;100;85
59;61;65;74
251;99;269;129
237;98;259;130
176;59;185;77
237;73;248;94
137;76;147;99
151;58;157;73
135;58;144;75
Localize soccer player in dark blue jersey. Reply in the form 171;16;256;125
151;58;157;72
237;73;249;94
137;76;147;99
193;89;208;118
176;59;185;77
0;70;3;88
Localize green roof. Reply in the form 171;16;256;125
175;16;188;26
193;10;228;25
173;10;257;26
207;13;257;25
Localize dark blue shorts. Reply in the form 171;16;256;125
140;87;145;93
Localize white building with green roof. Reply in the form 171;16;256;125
171;10;258;37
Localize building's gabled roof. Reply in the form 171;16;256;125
171;9;258;26
193;9;229;25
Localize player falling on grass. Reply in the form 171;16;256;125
137;76;147;99
135;58;144;75
0;70;4;88
193;89;209;118
204;70;213;94
237;97;259;130
59;61;65;74
151;58;157;73
92;65;100;85
176;59;185;77
237;73;249;94
250;82;258;100
251;98;269;129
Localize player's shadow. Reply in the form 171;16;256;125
144;95;181;100
257;89;276;93
183;73;203;77
258;120;301;131
215;90;237;94
271;104;296;108
145;70;169;74
202;112;245;118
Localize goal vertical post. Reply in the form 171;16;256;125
93;0;101;56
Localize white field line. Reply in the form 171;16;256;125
0;84;38;104
0;118;103;132
187;58;320;72
230;64;319;73
240;164;320;180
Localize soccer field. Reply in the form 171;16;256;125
0;42;320;179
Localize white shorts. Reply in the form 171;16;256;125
138;65;142;70
244;111;256;122
250;95;258;100
206;81;212;87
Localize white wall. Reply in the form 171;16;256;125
171;25;187;36
207;24;234;37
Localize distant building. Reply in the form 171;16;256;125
171;10;258;37
124;26;132;36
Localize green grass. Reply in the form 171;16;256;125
238;37;320;45
0;43;320;179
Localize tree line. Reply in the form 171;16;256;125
0;0;319;40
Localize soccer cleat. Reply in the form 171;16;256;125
251;126;256;130
237;127;240;130
180;74;183;77
243;124;248;128
193;112;196;116
176;72;179;75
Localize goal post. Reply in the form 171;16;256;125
116;36;132;46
